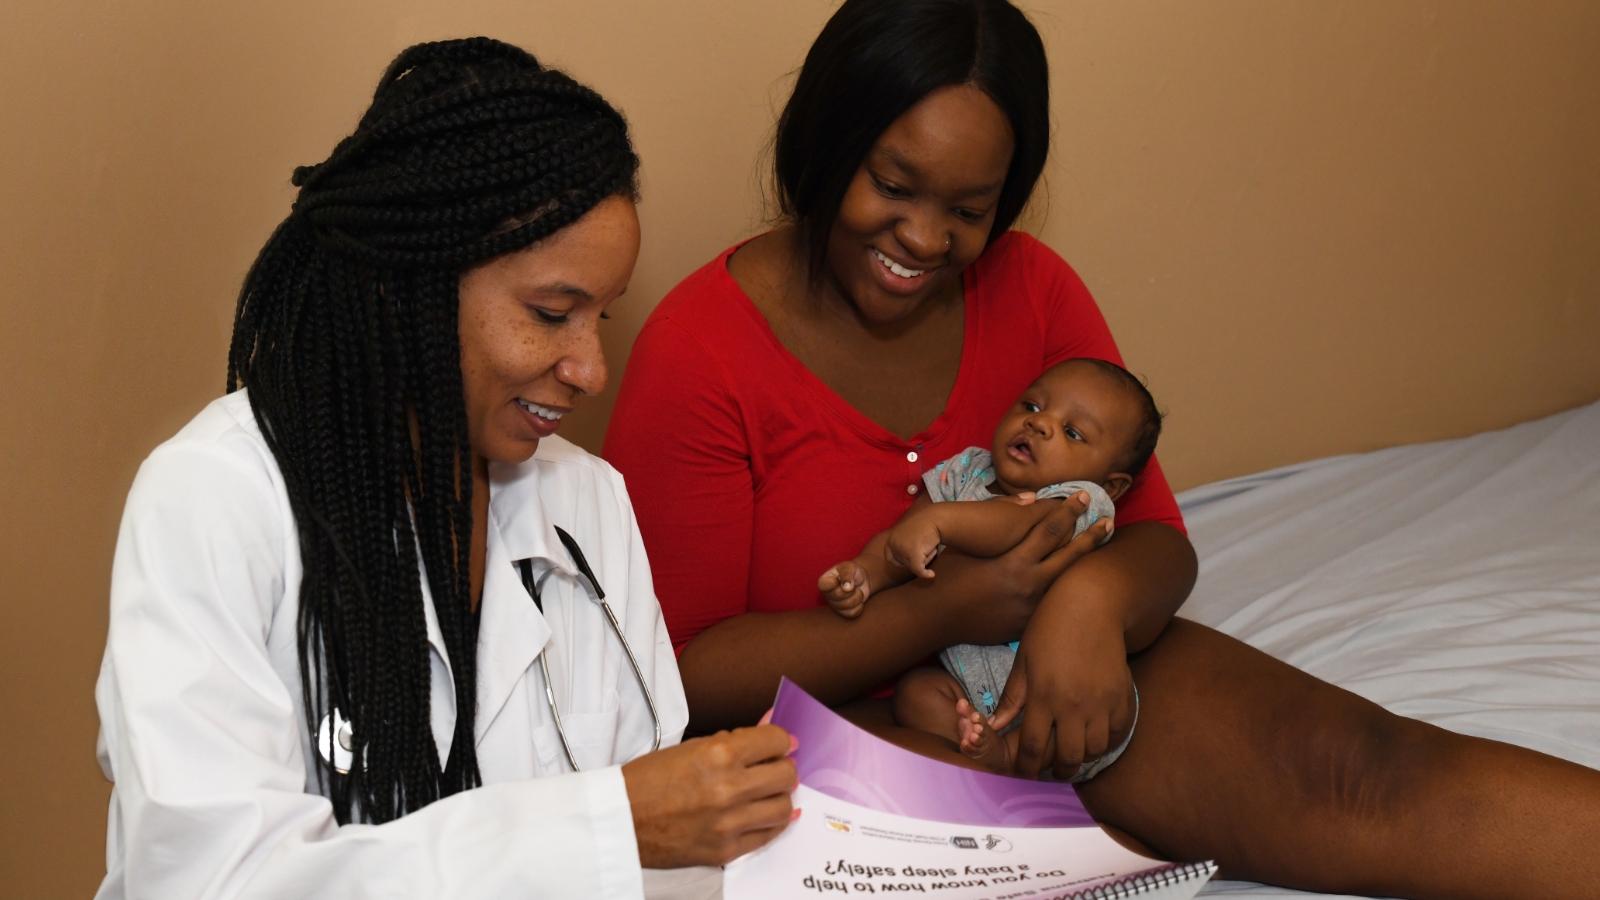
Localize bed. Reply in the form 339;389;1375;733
1178;400;1600;897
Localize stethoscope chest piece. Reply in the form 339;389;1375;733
316;709;356;775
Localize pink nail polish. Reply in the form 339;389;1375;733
790;807;802;821
788;734;800;755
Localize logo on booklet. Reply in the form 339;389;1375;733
949;836;979;849
823;815;853;834
983;834;1013;853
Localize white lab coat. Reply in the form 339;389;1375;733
95;391;691;899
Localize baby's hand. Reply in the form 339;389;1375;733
818;561;871;618
884;515;943;579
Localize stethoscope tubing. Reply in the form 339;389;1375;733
519;525;662;772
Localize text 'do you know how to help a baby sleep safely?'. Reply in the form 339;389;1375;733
724;680;1215;900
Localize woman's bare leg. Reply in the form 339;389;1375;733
1081;618;1600;899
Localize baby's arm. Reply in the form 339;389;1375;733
884;493;1064;577
818;496;933;617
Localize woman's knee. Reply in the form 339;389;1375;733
1297;700;1434;824
1198;641;1437;828
1118;620;1440;832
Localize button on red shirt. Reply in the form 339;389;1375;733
604;232;1184;654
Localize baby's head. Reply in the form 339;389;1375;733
989;358;1162;502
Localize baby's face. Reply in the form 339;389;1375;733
989;360;1142;496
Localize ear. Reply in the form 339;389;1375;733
1101;472;1134;503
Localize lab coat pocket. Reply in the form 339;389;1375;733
559;692;621;769
531;720;564;773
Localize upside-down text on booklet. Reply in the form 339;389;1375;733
723;679;1214;900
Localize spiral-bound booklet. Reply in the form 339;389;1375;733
724;679;1215;900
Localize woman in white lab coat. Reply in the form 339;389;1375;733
95;38;796;899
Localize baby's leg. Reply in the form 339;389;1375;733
892;667;970;743
955;698;1017;774
895;668;1018;774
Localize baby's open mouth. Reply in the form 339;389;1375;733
1006;435;1034;463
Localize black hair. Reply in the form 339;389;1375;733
1068;358;1164;478
226;37;638;824
774;0;1050;275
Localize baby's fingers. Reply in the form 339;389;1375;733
834;591;867;618
816;567;843;593
846;563;870;595
820;564;866;596
888;544;936;579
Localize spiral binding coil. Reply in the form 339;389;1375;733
1061;860;1218;900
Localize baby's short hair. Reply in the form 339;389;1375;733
1067;358;1164;477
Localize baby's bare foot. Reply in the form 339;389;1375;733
956;699;1013;774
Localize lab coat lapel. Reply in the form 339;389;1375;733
418;568;458;767
475;460;566;744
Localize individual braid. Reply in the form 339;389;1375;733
226;37;639;824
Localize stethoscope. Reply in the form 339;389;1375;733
317;525;662;776
516;525;662;772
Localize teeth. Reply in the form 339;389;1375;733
872;248;926;279
516;399;565;421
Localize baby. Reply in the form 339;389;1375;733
817;357;1162;776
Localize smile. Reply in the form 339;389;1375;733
872;248;927;279
516;398;566;421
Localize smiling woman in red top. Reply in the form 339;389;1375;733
617;231;1182;656
605;0;1600;894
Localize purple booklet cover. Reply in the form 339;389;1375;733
769;677;1097;829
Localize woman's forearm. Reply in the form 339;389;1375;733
1043;520;1196;652
677;607;923;733
678;501;1155;732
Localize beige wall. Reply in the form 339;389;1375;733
2;1;1596;896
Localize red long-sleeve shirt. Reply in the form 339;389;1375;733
604;231;1184;653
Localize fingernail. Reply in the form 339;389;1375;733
759;708;773;726
791;807;802;821
788;734;799;756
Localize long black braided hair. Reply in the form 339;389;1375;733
226;37;639;824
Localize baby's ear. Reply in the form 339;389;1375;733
1102;472;1134;503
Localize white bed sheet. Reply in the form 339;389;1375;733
1175;401;1600;898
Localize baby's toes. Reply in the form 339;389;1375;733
957;715;982;745
960;725;987;757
